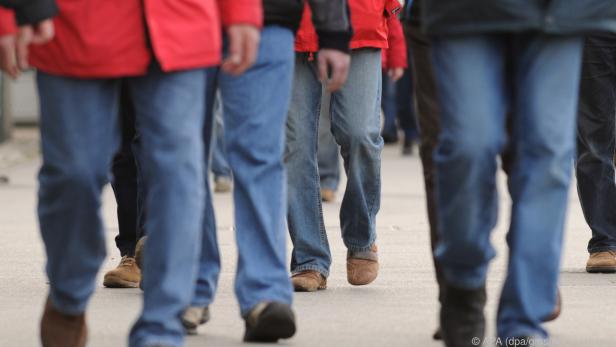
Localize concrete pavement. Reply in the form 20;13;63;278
1;128;615;347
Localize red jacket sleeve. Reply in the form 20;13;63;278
384;15;407;69
217;0;263;29
0;7;17;36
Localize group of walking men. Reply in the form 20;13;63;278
2;1;616;347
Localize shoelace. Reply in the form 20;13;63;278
119;256;136;268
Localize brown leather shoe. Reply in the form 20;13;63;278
103;255;141;288
291;271;327;292
543;290;562;322
40;297;87;347
320;188;336;203
347;244;379;286
586;250;616;273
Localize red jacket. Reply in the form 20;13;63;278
0;0;262;78
382;15;407;69
0;7;16;35
295;0;401;52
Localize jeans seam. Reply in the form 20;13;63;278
312;85;329;249
292;265;329;278
346;244;375;253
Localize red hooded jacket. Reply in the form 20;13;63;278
382;15;407;69
0;0;262;78
295;0;401;52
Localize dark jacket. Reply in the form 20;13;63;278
0;0;56;25
264;0;352;52
422;0;616;36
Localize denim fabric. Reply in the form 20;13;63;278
192;68;222;310
285;49;383;277
431;33;583;339
576;33;616;254
407;19;445;304
395;54;420;142
317;91;341;191
193;26;295;315
210;93;232;179
381;71;399;138
110;82;145;257
36;64;207;347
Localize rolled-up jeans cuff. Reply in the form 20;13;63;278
291;265;329;278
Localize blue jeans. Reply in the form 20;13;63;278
395;61;420;142
193;26;295;315
210;94;232;179
381;71;398;137
576;33;616;254
285;49;383;277
317;91;341;191
431;34;583;339
36;64;207;347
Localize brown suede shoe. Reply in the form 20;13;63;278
586;250;616;273
291;271;327;292
103;255;141;288
320;188;336;203
347;244;379;286
41;297;87;347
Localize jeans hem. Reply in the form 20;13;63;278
291;265;329;278
319;180;339;191
49;292;88;316
441;270;486;290
119;249;136;258
135;338;179;347
346;243;376;253
588;245;616;253
345;236;377;253
190;299;214;308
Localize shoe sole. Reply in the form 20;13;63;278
586;266;616;273
244;304;296;342
292;284;326;292
181;320;199;335
182;309;210;335
103;276;139;288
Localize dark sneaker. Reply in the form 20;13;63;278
433;326;443;340
243;302;296;342
41;297;87;347
103;256;141;288
441;284;487;347
181;306;211;335
402;138;414;156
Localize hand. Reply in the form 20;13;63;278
0;34;19;78
16;19;55;70
317;49;350;92
0;19;54;79
222;24;260;76
387;67;404;82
